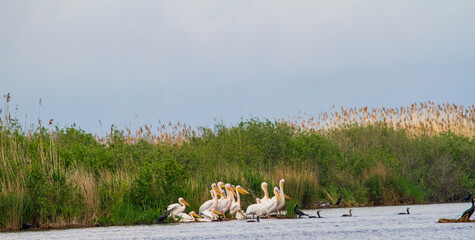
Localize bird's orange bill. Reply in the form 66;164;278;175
213;186;221;195
182;199;191;207
213;210;224;216
227;187;237;197
276;192;282;202
237;187;249;195
284;194;291;199
191;212;202;218
238;210;246;217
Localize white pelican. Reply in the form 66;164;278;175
260;182;270;204
245;198;263;218
167;197;191;216
200;207;224;221
230;185;249;215
175;211;202;223
257;187;281;218
216;184;237;217
199;187;222;213
236;210;246;220
275;179;288;215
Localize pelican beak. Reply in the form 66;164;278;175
191;213;202;218
238;188;249;195
213;210;224;216
276;192;282;202
238;210;246;217
284;194;291;200
228;187;237;197
213;186;221;194
231;185;237;191
182;199;191;207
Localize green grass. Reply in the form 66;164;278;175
0;115;474;230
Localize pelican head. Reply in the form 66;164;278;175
236;185;249;195
189;211;202;219
225;184;237;197
179;198;191;207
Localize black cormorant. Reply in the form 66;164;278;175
460;198;474;220
309;210;322;218
398;207;410;215
335;196;342;206
294;205;308;218
20;223;37;230
156;209;168;223
342;209;352;217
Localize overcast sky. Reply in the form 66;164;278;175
1;0;474;135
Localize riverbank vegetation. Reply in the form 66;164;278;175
1;94;474;230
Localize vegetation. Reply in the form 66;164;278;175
1;93;474;230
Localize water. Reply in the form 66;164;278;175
1;203;473;239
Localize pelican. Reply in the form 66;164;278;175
342;209;353;217
175;211;202;223
246;198;263;218
216;184;237;217
275;179;287;215
398;207;410;215
200;207;225;221
199;188;221;213
260;182;270;203
230;185;249;216
257;187;282;218
167;197;191;216
236;210;246;220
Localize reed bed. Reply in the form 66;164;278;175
91;101;474;146
1;94;474;231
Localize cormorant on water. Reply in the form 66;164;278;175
398;208;410;215
460;198;474;220
156;209;168;223
342;209;353;217
308;210;322;218
294;205;308;218
335;196;342;206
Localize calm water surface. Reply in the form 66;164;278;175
1;203;473;239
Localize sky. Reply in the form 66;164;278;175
1;0;474;135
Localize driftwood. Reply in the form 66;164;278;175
438;216;475;223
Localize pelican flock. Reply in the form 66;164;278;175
164;179;293;223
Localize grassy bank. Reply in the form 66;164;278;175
1;97;474;230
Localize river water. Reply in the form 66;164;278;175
1;203;473;239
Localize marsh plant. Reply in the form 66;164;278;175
1;93;473;230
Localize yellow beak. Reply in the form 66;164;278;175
237;188;249;195
182;199;191;207
213;210;224;216
227;187;237;197
284;193;291;200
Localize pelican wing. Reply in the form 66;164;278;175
167;203;180;212
199;199;213;213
